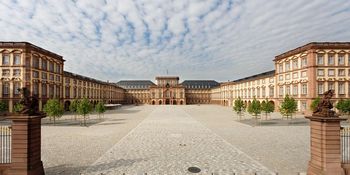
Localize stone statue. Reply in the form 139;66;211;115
18;87;40;115
313;90;339;117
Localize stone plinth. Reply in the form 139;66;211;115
306;115;346;175
6;114;45;175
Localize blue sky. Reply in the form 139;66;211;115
0;0;350;82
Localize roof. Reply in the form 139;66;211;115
232;70;275;83
64;71;120;87
274;42;350;61
181;80;220;89
155;76;179;80
116;80;156;89
0;41;64;62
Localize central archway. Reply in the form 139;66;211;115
165;99;170;105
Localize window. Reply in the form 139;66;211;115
292;59;298;69
269;87;274;97
56;64;61;73
65;78;70;84
13;69;21;76
42;72;47;80
301;57;307;67
293;72;298;79
262;79;265;84
338;69;345;76
301;71;307;78
286;85;291;95
49;85;54;98
338;54;345;65
286;74;290;80
42;84;47;97
317;54;324;65
49;62;54;72
49;74;54;80
262;87;266;97
2;54;10;65
269;78;274;83
13;82;21;95
42;60;47;70
328;69;335;76
293;85;298;95
2;69;10;76
328;54;335;65
33;71;39;78
33;56;39;69
317;69;324;76
2;82;9;96
279;64;283;73
279;75;283;81
33;83;39;96
285;62;290;71
317;83;324;95
301;101;307;111
328;82;335;90
279;86;284;96
13;54;21;65
338;82;345;95
301;84;307;95
56;75;60;81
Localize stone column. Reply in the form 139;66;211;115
305;115;346;175
6;114;45;175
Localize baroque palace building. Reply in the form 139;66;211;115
1;41;349;114
0;42;125;112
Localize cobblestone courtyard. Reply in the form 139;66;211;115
42;105;309;175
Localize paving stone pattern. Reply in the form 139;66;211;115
83;106;273;175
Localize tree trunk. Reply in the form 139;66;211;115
84;115;86;126
53;117;56;125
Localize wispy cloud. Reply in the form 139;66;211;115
0;0;349;82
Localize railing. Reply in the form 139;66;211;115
0;124;11;164
341;126;350;164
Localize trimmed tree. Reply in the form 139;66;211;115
0;101;7;115
279;94;298;119
336;99;350;122
77;98;92;126
248;97;261;119
233;97;245;120
310;97;321;112
261;98;274;120
13;103;24;113
43;99;64;125
69;100;79;120
95;101;106;119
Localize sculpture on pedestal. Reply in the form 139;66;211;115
17;87;41;115
313;90;339;117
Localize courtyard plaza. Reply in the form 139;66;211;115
42;105;310;175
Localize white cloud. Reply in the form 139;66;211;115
0;0;349;82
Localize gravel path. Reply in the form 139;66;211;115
42;105;154;175
183;105;309;175
83;106;273;175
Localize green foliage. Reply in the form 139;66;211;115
279;95;298;119
310;97;321;111
77;98;92;126
261;98;274;118
69;100;80;120
13;103;24;113
233;97;245;117
43;99;64;124
247;97;261;117
0;101;8;114
95;101;106;119
336;99;350;115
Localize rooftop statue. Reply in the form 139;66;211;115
313;90;339;117
18;87;41;116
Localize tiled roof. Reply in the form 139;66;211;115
232;70;275;83
181;80;220;89
116;80;156;89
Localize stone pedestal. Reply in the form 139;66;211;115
306;115;346;175
6;114;45;175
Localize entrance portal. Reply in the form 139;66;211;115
165;99;170;105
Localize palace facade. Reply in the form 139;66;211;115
1;41;349;114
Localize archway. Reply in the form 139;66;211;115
173;100;177;105
64;101;71;111
159;100;162;105
152;100;155;105
165;99;170;105
269;100;275;110
180;100;183;105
